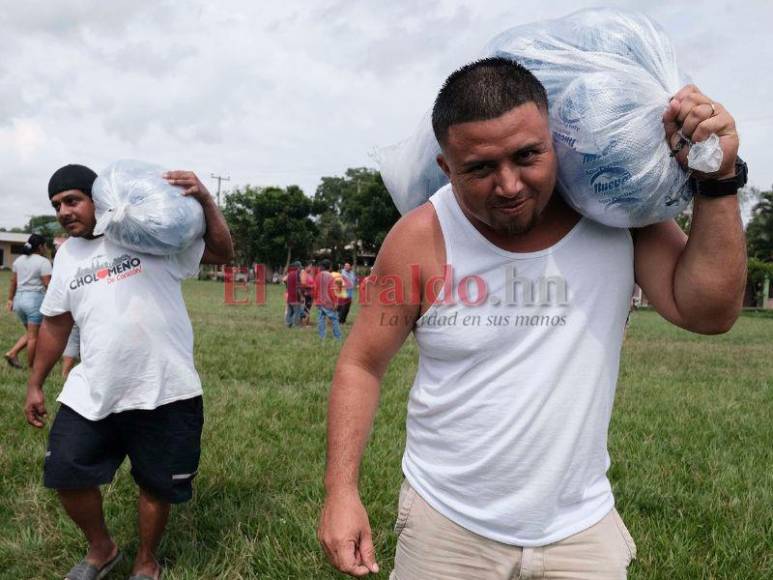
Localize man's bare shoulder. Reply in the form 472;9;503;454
375;202;446;294
382;202;443;255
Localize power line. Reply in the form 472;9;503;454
210;174;231;206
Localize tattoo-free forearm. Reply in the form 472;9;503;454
324;360;383;494
674;194;746;331
28;316;73;390
200;196;234;261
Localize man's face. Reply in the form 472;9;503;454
344;263;351;272
437;102;557;236
51;189;96;238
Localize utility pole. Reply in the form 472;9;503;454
210;174;231;207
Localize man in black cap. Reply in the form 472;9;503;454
25;163;233;580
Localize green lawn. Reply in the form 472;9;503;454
0;271;770;579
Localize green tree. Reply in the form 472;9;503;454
313;168;400;266
746;187;773;262
314;176;347;215
24;215;63;235
316;210;349;266
20;215;65;249
342;169;400;254
222;185;318;267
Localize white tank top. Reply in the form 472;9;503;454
403;184;634;546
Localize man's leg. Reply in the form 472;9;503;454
317;307;327;338
44;405;124;574
132;488;170;578
340;300;351;323
329;308;342;339
57;488;119;568
542;508;636;579
304;296;313;326
391;480;520;579
292;304;303;327
123;397;204;579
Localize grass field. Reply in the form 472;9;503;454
0;270;771;579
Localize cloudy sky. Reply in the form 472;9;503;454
1;0;771;229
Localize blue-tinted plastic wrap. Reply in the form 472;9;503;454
378;8;723;227
92;160;205;255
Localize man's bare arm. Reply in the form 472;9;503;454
634;197;745;334
25;313;74;427
198;194;234;265
319;204;439;577
634;85;746;334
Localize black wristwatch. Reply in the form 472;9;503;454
691;157;748;197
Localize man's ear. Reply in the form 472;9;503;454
436;154;451;179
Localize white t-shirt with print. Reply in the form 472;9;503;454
13;254;53;293
40;236;205;420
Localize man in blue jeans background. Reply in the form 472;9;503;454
315;259;342;340
284;261;305;327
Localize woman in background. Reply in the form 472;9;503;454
5;234;52;369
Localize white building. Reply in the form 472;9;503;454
0;232;32;269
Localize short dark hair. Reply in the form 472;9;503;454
320;259;331;271
431;57;548;146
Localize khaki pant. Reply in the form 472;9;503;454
391;481;637;580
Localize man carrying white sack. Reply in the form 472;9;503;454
25;164;233;580
318;58;746;579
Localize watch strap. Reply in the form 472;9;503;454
692;157;748;197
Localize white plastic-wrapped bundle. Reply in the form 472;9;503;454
378;112;450;215
378;8;723;227
92;159;205;255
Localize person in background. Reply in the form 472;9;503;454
5;234;52;369
315;259;342;340
338;262;357;324
284;261;304;328
4;335;27;369
330;267;349;330
300;261;316;327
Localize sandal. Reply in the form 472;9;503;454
4;353;22;369
64;551;122;580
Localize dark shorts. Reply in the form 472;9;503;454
44;396;203;504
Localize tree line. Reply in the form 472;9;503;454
221;167;400;269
